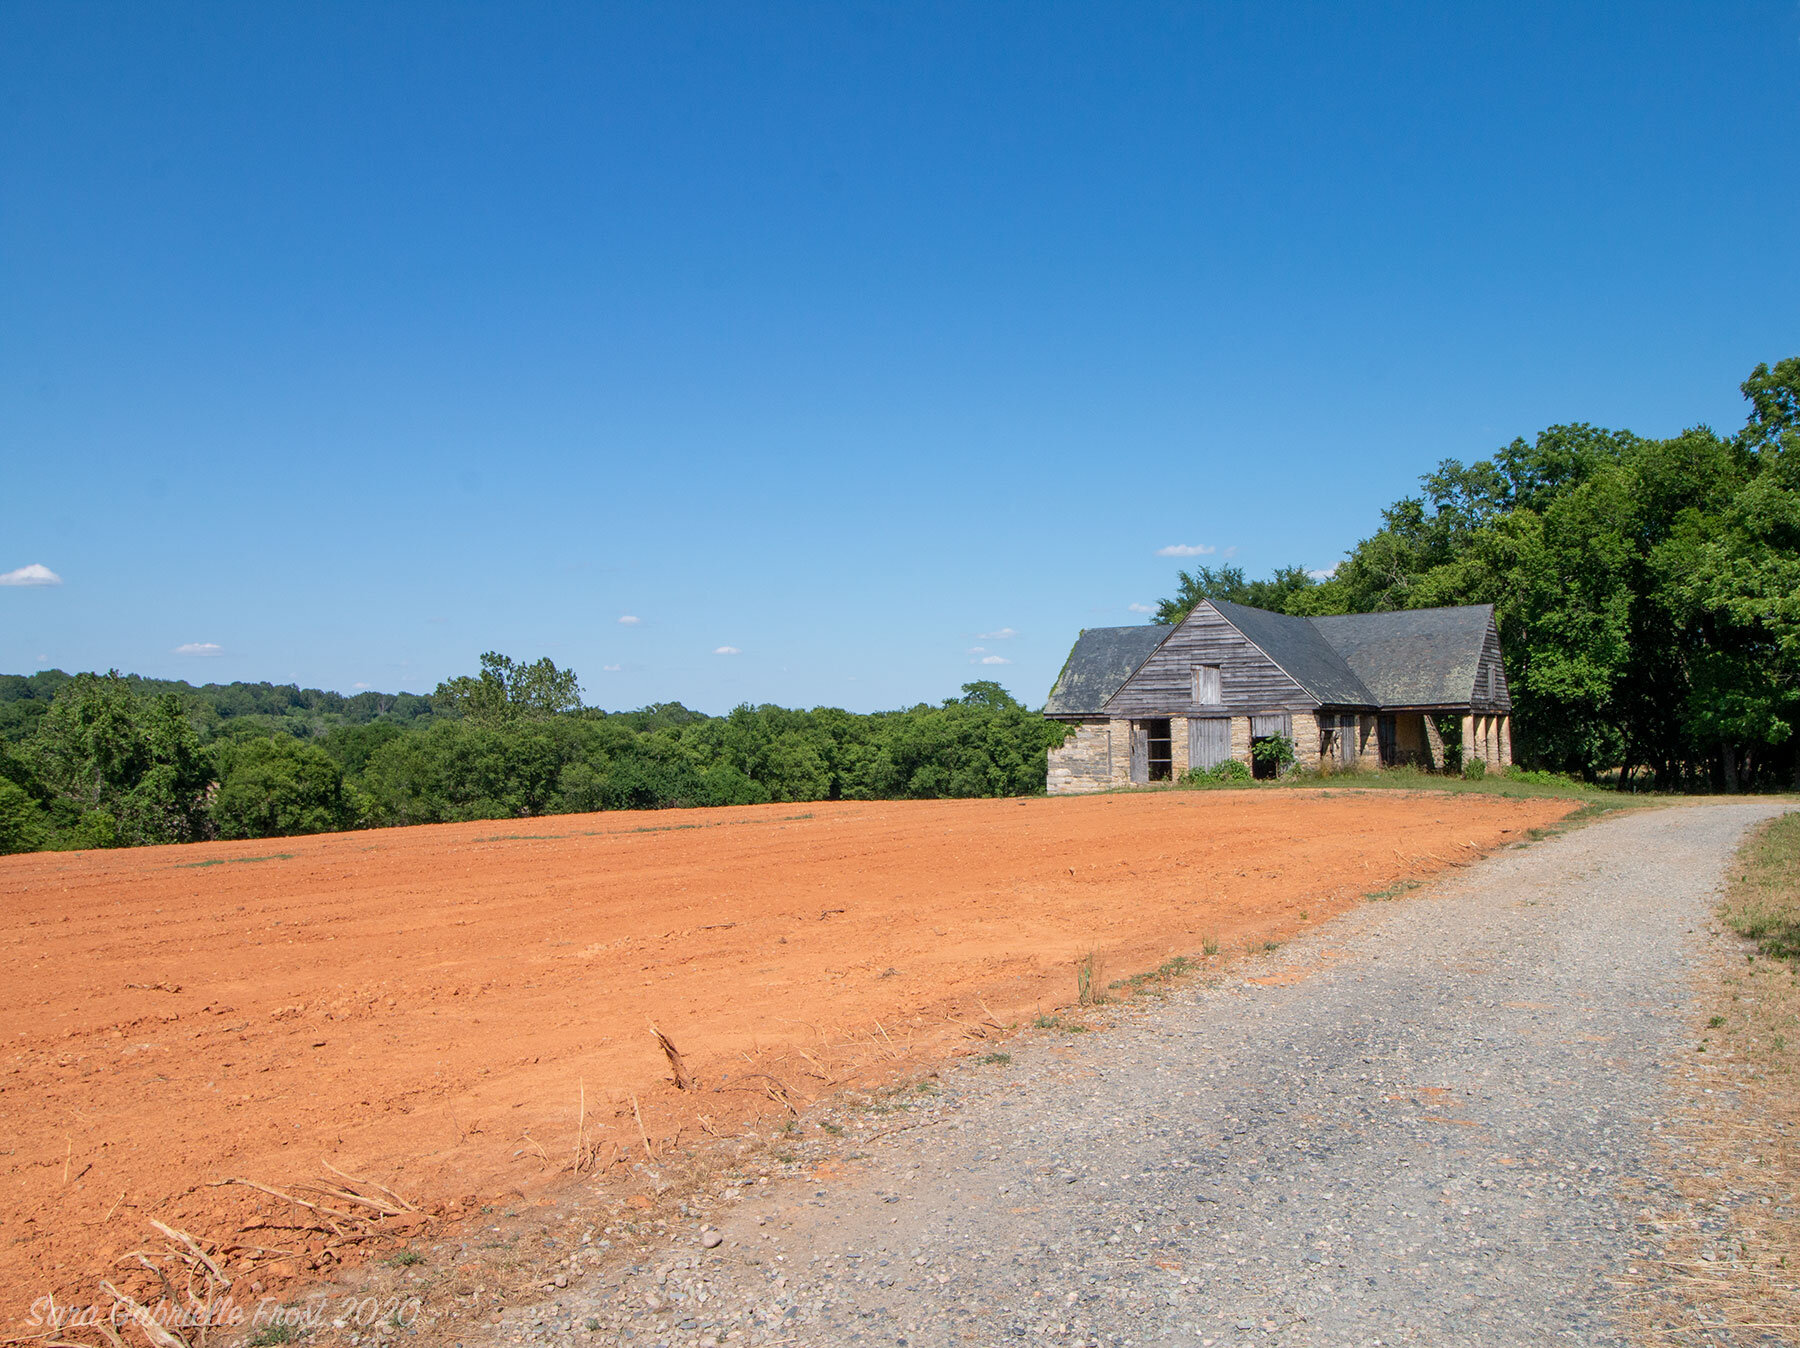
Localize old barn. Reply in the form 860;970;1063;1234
1043;599;1513;793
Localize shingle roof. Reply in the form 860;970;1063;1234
1310;605;1494;708
1206;600;1375;706
1043;625;1171;715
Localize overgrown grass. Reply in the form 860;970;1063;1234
1722;811;1800;958
1158;762;1657;811
1629;808;1800;1340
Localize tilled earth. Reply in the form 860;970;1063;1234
493;801;1789;1348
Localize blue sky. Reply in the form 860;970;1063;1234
3;2;1796;713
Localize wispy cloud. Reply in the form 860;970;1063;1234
1128;602;1156;615
713;646;741;656
174;642;222;656
0;563;62;587
617;614;641;626
353;681;372;689
976;654;1012;665
602;664;622;672
1154;544;1215;558
977;627;1018;640
1307;565;1339;580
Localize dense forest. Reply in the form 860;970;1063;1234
1155;358;1800;792
0;656;1066;853
2;357;1794;854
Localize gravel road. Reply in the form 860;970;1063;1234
498;801;1789;1348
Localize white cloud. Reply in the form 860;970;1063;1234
977;654;1012;665
174;642;222;656
602;664;622;672
977;627;1018;640
1154;544;1215;558
1128;602;1156;614
1307;565;1339;580
0;563;62;586
713;646;741;656
1223;545;1239;559
353;681;372;689
617;614;641;625
968;646;987;655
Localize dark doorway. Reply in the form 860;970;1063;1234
1145;718;1172;781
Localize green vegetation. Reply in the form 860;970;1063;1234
1154;357;1800;792
1179;759;1252;787
0;668;1071;854
1251;733;1297;775
1722;811;1800;960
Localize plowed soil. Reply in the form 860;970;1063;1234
0;789;1576;1324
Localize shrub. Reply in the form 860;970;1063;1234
1251;734;1296;775
1463;756;1487;781
1180;759;1252;787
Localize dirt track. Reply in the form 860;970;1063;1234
0;789;1575;1322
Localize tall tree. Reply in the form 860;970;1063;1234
25;672;212;845
435;653;582;724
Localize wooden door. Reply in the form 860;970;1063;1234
1129;722;1149;783
1188;717;1230;769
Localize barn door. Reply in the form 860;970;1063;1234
1188;717;1230;770
1129;722;1149;783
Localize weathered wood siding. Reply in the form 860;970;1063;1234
1472;615;1512;712
1103;602;1317;718
1188;716;1231;769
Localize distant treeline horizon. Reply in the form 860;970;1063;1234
0;659;1066;854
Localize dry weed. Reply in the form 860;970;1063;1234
1625;812;1800;1345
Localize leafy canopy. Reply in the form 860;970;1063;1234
435;653;582;724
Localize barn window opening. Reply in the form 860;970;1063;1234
1192;664;1222;705
1248;712;1292;781
1146;718;1172;781
1485;665;1496;701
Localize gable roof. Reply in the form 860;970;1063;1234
1046;602;1503;715
1204;599;1375;706
1043;624;1171;715
1310;604;1495;708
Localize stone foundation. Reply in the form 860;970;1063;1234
1046;721;1113;795
1046;708;1509;791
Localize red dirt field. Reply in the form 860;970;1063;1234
0;789;1576;1324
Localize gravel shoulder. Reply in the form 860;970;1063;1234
494;801;1789;1348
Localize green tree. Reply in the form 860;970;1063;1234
435;653;582;724
212;736;358;839
1153;564;1318;625
25;672;212;845
0;779;47;854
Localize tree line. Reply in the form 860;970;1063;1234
1155;357;1800;791
0;659;1067;853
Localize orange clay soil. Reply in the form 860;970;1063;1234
0;789;1575;1321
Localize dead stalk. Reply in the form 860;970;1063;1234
651;1024;693;1090
630;1092;656;1160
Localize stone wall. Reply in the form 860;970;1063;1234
1287;712;1321;772
1460;713;1514;770
1046;721;1114;795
